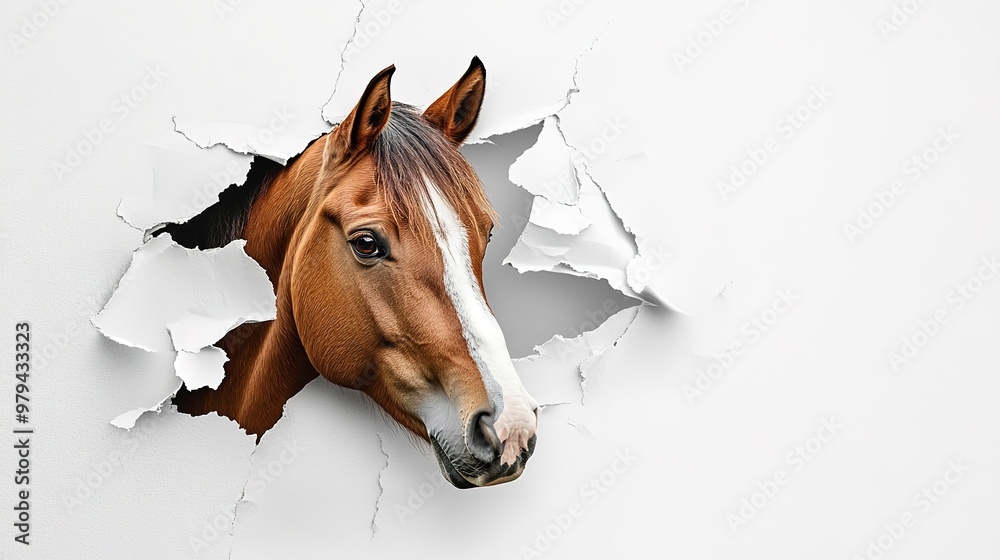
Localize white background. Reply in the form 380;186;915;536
2;0;998;558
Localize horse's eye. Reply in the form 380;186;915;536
350;233;383;259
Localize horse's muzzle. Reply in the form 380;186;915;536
431;433;537;489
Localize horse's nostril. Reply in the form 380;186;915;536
467;410;501;463
478;415;502;456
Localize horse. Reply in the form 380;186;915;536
172;58;539;488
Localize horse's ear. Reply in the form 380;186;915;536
332;64;395;157
423;56;486;145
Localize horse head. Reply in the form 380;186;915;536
290;59;539;487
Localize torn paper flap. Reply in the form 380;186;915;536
174;346;229;391
91;234;276;354
504;115;674;306
527;196;591;235
172;115;329;165
504;170;643;301
167;315;248;354
110;377;183;430
516;306;640;407
591;151;733;314
117;138;253;232
508;117;580;204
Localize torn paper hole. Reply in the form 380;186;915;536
117;135;254;233
118;114;327;237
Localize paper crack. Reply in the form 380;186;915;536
325;0;369;123
370;433;389;541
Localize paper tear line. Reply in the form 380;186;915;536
548;30;668;308
580;306;641;405
370;433;388;542
109;377;183;430
513;303;635;366
558;24;609;115
538;402;573;409
171;116;211;151
323;0;369;123
551;115;666;308
170;116;323;166
227;440;261;560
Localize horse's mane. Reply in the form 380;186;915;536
159;102;494;250
370;103;497;239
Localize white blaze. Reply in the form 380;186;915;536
423;181;538;466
